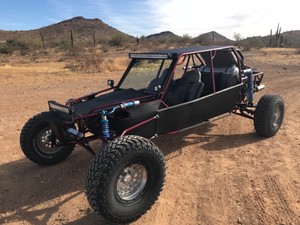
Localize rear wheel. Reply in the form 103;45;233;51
254;94;284;137
20;112;75;165
86;135;166;224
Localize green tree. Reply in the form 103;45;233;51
233;33;243;47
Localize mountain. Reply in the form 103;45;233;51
146;31;181;40
39;16;131;38
1;17;299;49
146;31;234;45
0;16;134;47
193;31;233;44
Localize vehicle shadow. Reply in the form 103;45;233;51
154;123;265;158
0;141;109;225
0;125;264;225
153;123;215;159
65;213;121;225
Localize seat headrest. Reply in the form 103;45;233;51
182;70;201;82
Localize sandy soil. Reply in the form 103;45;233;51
0;49;299;225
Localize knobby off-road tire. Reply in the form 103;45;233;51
20;112;75;165
254;94;285;137
86;135;166;224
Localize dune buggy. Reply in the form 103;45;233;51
20;46;284;224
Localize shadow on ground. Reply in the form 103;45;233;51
154;123;264;157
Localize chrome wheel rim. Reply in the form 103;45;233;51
272;106;282;128
116;164;148;201
36;127;62;154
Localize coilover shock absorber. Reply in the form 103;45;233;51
101;112;110;139
100;100;140;139
244;69;254;105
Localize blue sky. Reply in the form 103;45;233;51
0;0;299;39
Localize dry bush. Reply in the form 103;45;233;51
109;34;128;47
101;57;130;72
64;47;131;73
84;48;104;70
65;47;104;72
65;45;85;57
241;38;265;51
0;39;30;55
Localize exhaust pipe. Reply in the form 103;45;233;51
255;84;265;92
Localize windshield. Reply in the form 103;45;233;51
119;59;172;90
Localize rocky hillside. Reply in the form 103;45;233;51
146;30;233;45
193;31;233;44
146;31;181;40
0;17;134;47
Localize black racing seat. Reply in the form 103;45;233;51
166;70;204;106
147;69;169;93
217;72;238;90
200;65;239;94
201;72;238;94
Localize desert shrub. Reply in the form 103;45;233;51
0;39;30;55
7;40;29;55
65;45;85;57
84;48;104;71
242;45;251;52
97;36;109;46
0;44;13;54
178;34;192;44
153;37;167;44
65;47;105;72
109;34;127;47
101;44;109;53
241;37;266;51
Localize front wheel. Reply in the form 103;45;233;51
20;112;75;165
86;135;166;224
254;94;285;137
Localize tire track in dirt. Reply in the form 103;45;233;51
238;179;266;225
263;175;300;224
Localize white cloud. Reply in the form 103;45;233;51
145;0;299;39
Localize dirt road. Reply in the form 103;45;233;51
0;49;299;225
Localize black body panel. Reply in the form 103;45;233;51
156;84;243;134
109;100;160;136
73;89;151;115
124;118;157;138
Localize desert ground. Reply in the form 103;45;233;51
0;48;299;225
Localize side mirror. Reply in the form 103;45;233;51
107;79;114;88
